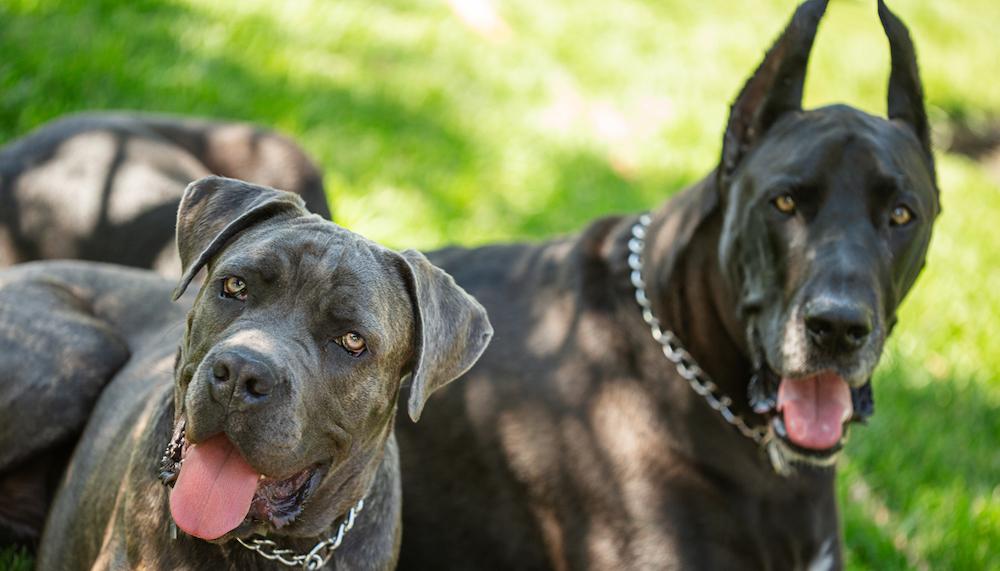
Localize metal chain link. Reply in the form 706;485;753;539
236;497;365;570
628;214;768;444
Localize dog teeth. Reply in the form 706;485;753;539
748;373;777;413
772;416;787;438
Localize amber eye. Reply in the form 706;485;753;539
222;276;248;300
338;332;366;356
772;194;796;215
889;205;914;226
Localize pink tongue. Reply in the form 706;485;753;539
777;373;853;450
169;434;260;540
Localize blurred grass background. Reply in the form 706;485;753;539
1;0;997;568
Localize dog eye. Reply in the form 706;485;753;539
221;276;248;301
335;332;366;356
772;194;796;215
889;204;914;226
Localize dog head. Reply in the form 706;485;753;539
160;176;492;541
715;1;939;468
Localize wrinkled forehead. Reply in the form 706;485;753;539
214;217;409;322
746;105;937;198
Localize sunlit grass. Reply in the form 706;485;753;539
1;0;997;568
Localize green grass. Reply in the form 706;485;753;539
0;547;30;571
1;0;998;568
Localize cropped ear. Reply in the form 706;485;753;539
719;0;828;186
878;0;935;179
173;176;307;300
396;249;493;422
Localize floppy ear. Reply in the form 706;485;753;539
396;249;493;422
719;0;828;186
173;175;308;299
877;0;935;179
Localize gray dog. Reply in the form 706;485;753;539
0;176;492;569
397;1;939;569
0;112;331;274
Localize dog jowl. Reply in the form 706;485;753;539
717;0;939;469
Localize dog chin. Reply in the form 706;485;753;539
767;415;846;473
765;430;843;477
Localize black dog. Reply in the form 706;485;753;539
396;1;939;568
0;112;330;274
0;177;491;569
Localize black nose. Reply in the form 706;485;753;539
210;351;277;406
804;299;873;353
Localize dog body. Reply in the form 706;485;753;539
398;2;939;569
398;182;847;570
0;178;491;569
0;112;331;274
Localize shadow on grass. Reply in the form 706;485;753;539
839;353;999;569
1;0;701;251
0;0;480;233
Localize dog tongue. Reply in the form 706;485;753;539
169;433;260;540
777;372;853;450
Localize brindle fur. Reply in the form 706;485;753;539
0;177;491;569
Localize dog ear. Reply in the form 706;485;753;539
396;249;493;422
173;176;307;300
877;0;935;178
719;0;828;185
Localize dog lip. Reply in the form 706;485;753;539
246;463;327;530
754;370;875;469
206;463;331;542
749;364;859;461
159;419;328;536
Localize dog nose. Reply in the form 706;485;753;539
210;351;276;405
804;299;873;353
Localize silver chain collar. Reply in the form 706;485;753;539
627;213;768;444
236;496;365;570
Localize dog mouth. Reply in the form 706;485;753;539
749;367;874;466
158;419;324;541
